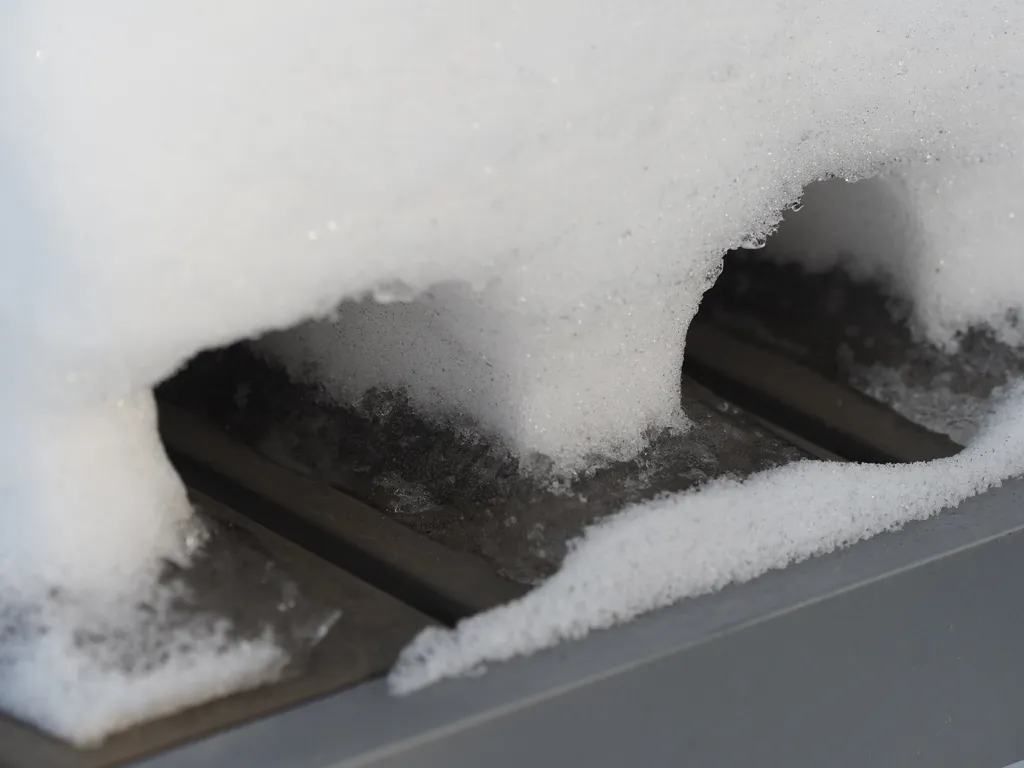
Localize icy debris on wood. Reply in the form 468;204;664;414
389;386;1024;693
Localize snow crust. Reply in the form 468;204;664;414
389;386;1024;693
3;0;1024;744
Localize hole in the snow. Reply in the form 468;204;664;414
687;177;1020;452
156;285;806;591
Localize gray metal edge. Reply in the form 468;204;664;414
138;476;1024;768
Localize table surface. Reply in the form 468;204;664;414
138;476;1024;768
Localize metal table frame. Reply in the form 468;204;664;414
137;477;1024;768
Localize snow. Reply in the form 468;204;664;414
0;392;191;592
0;588;286;748
389;385;1024;693
244;2;1024;467
2;0;1024;745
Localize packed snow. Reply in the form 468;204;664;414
2;0;1024;744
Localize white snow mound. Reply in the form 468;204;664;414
2;0;1024;744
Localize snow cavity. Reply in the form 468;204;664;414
3;0;1024;744
390;385;1024;693
763;166;1024;349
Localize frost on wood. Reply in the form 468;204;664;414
3;0;1024;744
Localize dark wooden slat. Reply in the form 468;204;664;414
159;405;527;623
681;376;846;463
683;318;963;464
0;492;433;768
